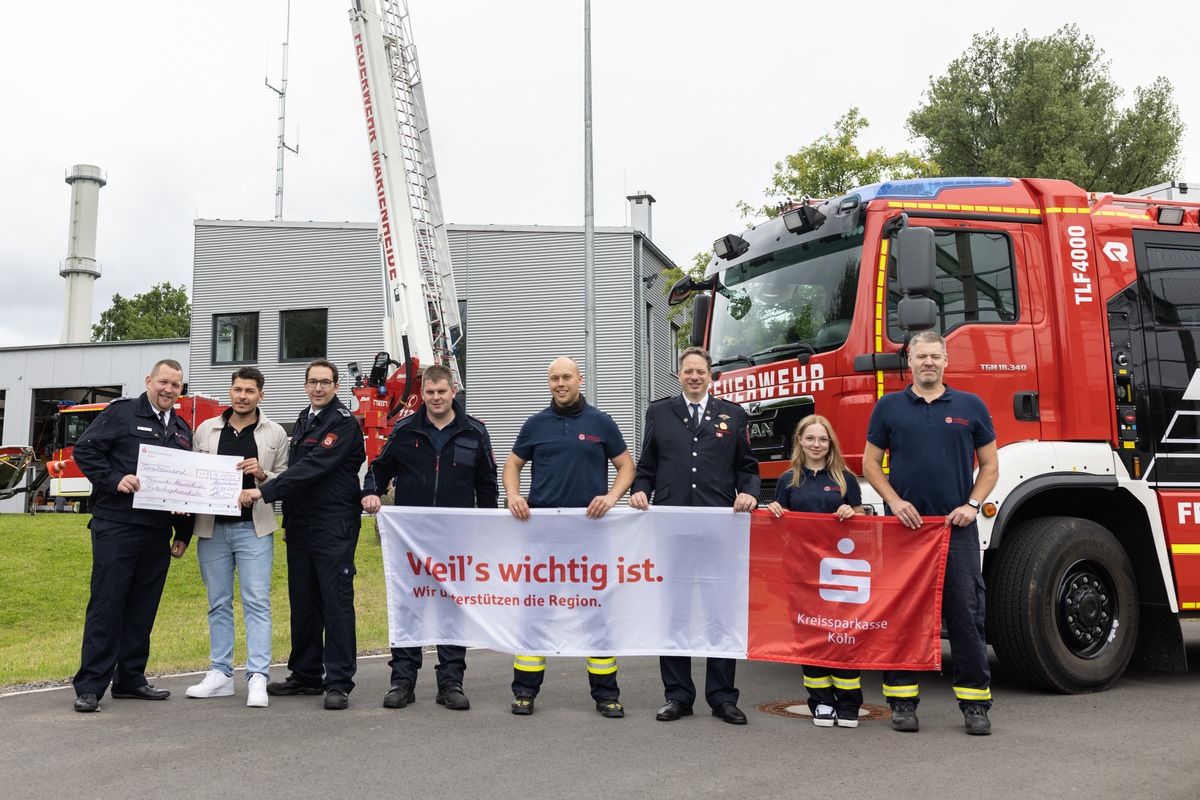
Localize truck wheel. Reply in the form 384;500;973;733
986;516;1138;693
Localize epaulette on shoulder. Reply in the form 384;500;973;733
649;395;676;406
110;396;133;403
337;407;352;417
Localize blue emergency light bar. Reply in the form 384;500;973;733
854;177;1014;203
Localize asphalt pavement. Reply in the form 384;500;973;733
4;630;1200;800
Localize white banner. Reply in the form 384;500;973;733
377;507;749;657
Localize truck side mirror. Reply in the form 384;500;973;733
897;296;937;331
895;226;935;295
690;294;710;347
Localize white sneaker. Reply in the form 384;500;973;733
247;674;269;708
813;704;836;727
186;670;234;698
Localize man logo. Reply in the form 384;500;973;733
819;538;871;604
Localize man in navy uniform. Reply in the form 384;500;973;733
362;363;499;711
630;346;759;725
863;329;999;735
71;359;195;712
238;359;366;710
503;356;635;718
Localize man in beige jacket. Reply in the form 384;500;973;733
185;367;289;707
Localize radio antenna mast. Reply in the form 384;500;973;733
266;0;300;220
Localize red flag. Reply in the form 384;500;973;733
747;511;950;670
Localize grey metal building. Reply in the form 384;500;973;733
188;219;681;500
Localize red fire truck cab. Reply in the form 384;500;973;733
672;176;1200;692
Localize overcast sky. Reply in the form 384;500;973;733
1;0;1195;347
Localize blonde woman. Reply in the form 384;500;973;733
768;415;864;728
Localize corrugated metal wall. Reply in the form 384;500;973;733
190;221;384;425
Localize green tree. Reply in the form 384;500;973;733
92;282;191;342
907;25;1183;192
741;108;937;218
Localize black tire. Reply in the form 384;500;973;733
986;516;1138;693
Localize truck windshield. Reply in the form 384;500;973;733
710;227;863;365
58;411;101;448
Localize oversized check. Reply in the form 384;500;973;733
131;445;243;515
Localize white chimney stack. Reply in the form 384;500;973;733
60;164;106;344
626;190;656;241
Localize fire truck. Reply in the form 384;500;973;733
345;0;464;461
669;176;1200;693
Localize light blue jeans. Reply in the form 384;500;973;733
196;520;273;679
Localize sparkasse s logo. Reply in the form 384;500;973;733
818;538;871;604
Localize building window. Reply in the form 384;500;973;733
213;313;259;364
280;309;327;361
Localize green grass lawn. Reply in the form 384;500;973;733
0;513;390;689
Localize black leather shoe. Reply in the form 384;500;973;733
436;685;470;711
383;684;415;709
655;699;694;721
267;676;324;696
711;701;747;725
74;693;100;713
324;689;349;710
111;684;170;701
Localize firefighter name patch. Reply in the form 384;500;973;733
322;433;339;448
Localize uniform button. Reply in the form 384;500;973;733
692;452;697;457
693;437;698;442
692;467;697;472
691;484;697;489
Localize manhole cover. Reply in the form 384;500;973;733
756;700;892;723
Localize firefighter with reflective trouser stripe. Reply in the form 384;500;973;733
503;356;635;718
863;331;999;735
768;413;865;728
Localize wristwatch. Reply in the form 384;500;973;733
967;499;981;510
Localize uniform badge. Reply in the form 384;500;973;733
579;434;586;440
718;422;728;430
945;417;953;424
718;414;731;420
322;432;339;448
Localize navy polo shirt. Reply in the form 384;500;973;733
866;384;995;516
511;401;627;508
775;467;862;513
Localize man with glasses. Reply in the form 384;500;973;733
238;359;366;710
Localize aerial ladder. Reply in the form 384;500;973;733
348;0;464;461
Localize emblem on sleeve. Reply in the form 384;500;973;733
322;433;339;448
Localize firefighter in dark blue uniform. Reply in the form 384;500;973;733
863;330;999;736
71;359;195;712
239;359;366;710
503;356;636;719
630;346;760;725
362;364;499;711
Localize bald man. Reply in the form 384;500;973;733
503;357;634;719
